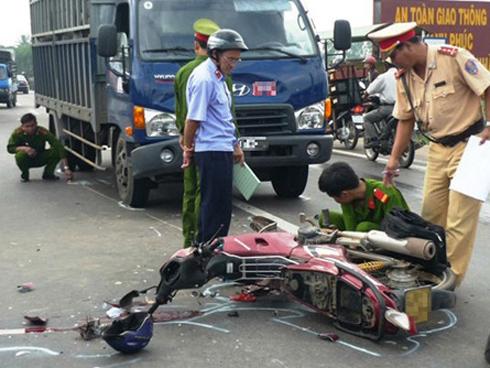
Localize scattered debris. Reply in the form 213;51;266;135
230;292;257;303
227;311;240;318
24;315;48;326
106;307;127;319
17;282;34;293
318;332;339;342
78;318;104;341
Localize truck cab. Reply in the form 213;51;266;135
31;0;351;207
0;49;17;108
99;0;340;206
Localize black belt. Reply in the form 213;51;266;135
436;119;484;147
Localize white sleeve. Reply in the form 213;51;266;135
366;74;385;96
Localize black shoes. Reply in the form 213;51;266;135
42;173;60;181
20;173;29;183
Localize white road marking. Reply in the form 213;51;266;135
232;199;299;233
145;213;183;232
0;346;61;356
331;149;427;172
149;226;162;237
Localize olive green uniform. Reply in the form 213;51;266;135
319;179;409;231
7;126;65;180
175;56;235;247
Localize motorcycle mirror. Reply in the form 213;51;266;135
118;286;157;309
118;290;140;309
385;308;411;331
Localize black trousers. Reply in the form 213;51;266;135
194;151;233;243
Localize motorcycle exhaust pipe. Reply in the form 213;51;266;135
366;230;436;260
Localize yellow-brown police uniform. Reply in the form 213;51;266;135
393;45;490;283
369;22;490;283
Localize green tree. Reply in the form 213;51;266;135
15;35;33;82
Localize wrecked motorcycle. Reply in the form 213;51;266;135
140;216;456;341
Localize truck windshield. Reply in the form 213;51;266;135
0;66;6;80
138;0;317;61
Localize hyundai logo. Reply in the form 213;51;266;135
233;83;251;97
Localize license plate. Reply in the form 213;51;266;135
239;137;268;151
404;286;431;323
351;115;364;124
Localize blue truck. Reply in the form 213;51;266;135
30;0;349;207
0;48;18;108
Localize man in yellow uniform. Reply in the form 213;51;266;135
368;22;490;285
175;19;220;247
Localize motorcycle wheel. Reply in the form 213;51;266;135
413;268;456;291
363;145;379;162
342;119;359;150
399;140;415;168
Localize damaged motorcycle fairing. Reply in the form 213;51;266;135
142;220;455;340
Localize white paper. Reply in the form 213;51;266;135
449;135;490;202
233;163;261;201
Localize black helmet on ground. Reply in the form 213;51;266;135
207;29;248;53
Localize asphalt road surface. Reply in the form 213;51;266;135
1;94;489;368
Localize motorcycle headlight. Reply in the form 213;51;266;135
144;109;179;137
295;102;325;130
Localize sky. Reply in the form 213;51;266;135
0;0;373;47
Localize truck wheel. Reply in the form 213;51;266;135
271;165;308;198
6;95;12;108
115;136;150;207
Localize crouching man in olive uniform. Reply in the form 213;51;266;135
318;162;409;231
7;113;73;182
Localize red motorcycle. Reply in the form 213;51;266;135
138;216;456;341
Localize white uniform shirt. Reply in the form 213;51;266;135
366;67;397;104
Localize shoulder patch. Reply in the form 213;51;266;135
464;59;479;75
373;188;390;204
368;198;376;210
438;46;458;57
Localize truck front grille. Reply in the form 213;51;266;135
235;105;295;136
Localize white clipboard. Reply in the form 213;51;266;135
450;135;490;202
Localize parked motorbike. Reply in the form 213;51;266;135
362;96;418;168
326;63;367;151
327;109;360;150
137;216;456;341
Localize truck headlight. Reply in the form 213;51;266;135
144;109;179;137
295;102;325;130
